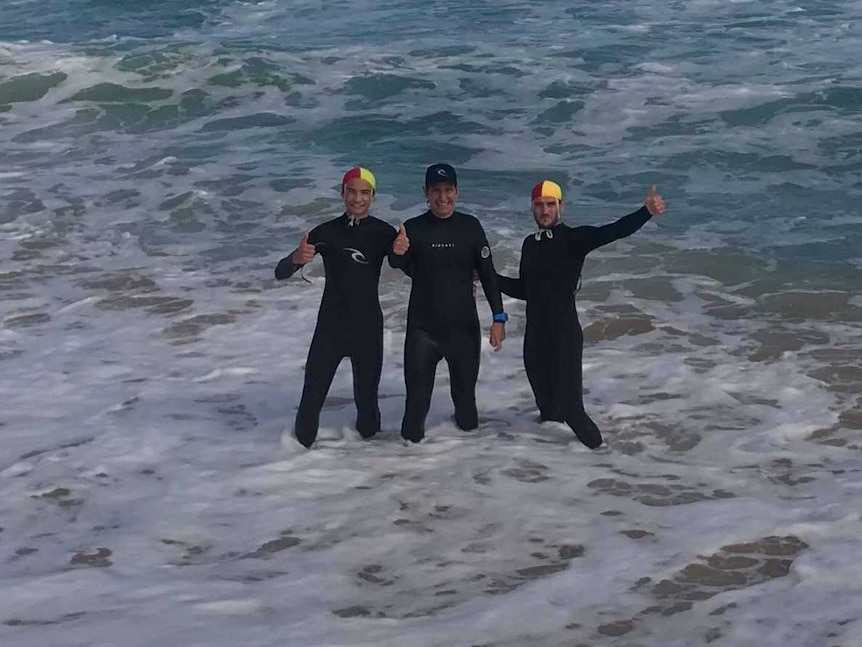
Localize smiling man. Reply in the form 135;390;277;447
497;180;666;449
275;167;398;448
390;163;507;443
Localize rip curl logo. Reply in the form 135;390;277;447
437;168;448;177
344;247;368;264
481;246;490;259
431;243;455;249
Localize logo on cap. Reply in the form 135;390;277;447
425;163;458;187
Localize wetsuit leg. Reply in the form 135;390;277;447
294;331;345;448
443;328;480;431
557;325;603;449
349;329;383;439
401;327;443;443
524;323;561;422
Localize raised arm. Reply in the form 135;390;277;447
275;231;316;280
578;185;665;254
388;222;412;276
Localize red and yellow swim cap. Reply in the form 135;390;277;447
341;167;376;192
531;180;563;202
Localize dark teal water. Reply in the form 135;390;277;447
2;0;860;310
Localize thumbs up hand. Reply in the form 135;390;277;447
291;232;316;265
393;223;410;256
645;185;666;216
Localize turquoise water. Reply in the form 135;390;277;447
1;2;861;646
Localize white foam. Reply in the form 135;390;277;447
2;1;861;645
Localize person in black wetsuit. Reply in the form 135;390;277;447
274;167;397;448
390;163;508;443
496;180;666;449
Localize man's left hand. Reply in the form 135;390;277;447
645;185;666;216
489;322;506;351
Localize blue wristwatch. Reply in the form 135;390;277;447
493;312;508;324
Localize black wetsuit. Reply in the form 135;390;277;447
497;206;652;448
390;210;504;442
275;214;397;447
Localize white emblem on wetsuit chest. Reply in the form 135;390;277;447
344;247;369;264
481;245;490;258
431;243;455;248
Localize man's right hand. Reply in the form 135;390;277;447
393;223;410;256
291;232;315;265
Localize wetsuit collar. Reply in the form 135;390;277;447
345;212;369;227
534;220;561;240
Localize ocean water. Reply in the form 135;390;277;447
1;1;861;645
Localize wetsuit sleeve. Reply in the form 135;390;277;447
274;226;322;280
576;205;652;254
274;255;301;280
473;222;505;316
496;273;526;300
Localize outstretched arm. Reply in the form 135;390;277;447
497;273;526;300
580;185;665;254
